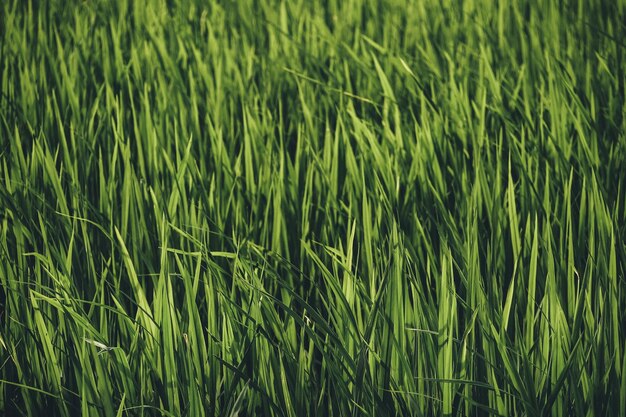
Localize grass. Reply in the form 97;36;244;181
0;0;625;415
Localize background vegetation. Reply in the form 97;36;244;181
1;0;625;415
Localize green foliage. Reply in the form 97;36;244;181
1;0;625;415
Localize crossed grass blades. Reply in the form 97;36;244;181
1;0;625;416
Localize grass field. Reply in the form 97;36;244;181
1;0;625;415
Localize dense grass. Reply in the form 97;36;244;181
1;0;625;415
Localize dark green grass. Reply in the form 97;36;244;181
1;0;625;415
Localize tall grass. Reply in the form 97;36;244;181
1;0;625;415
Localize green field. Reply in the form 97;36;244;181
1;0;625;416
